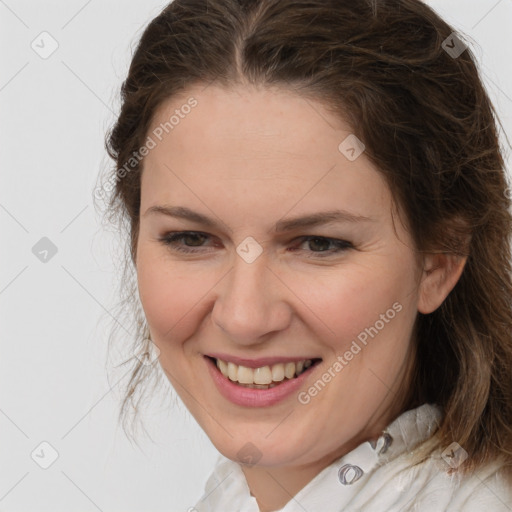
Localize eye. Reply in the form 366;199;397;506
158;231;353;258
290;236;353;258
158;231;215;254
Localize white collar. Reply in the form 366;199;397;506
196;403;443;512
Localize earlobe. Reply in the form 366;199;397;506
417;252;468;314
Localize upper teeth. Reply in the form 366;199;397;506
216;358;313;385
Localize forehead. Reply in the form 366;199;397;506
146;83;353;164
141;83;392;224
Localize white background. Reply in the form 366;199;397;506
0;1;511;511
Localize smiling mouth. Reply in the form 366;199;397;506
207;356;322;389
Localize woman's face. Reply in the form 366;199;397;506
136;83;426;468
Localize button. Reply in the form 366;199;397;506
338;464;364;485
377;433;393;455
369;432;393;455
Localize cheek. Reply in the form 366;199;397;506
294;262;415;376
136;251;213;345
346;278;416;373
299;268;396;333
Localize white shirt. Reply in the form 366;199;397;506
193;403;512;511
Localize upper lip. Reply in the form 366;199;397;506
206;353;321;368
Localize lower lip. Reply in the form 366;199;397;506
205;356;319;407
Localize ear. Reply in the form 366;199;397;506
417;252;468;314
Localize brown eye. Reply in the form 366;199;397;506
159;231;213;253
179;233;207;246
291;236;353;258
306;237;332;252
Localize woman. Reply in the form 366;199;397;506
98;0;512;510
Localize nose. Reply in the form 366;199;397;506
211;251;292;345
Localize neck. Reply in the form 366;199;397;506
240;393;413;511
240;432;371;512
241;454;334;512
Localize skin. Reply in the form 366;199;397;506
135;82;467;511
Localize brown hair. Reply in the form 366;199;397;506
96;0;512;476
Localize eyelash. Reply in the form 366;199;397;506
158;231;353;258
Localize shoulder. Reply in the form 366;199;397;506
374;447;512;511
437;458;512;511
361;404;512;511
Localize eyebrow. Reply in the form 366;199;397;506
143;205;376;232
